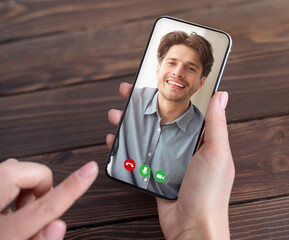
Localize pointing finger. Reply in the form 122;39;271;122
0;161;98;240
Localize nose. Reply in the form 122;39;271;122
172;64;184;78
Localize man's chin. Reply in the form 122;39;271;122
158;87;191;103
162;94;188;103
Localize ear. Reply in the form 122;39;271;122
196;76;206;91
156;63;160;74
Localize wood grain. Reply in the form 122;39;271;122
1;0;288;95
229;115;289;202
0;76;126;160
65;217;164;239
0;0;260;43
229;196;289;239
64;196;289;239
221;50;289;121
0;19;147;95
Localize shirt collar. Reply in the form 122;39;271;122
144;90;159;116
173;103;196;132
143;90;196;132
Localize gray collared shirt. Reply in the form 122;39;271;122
108;87;203;199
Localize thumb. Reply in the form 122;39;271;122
204;91;229;145
202;91;235;201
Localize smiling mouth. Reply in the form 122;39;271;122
166;80;185;88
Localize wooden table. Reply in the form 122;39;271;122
1;0;289;239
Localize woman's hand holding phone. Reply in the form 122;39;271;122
106;82;235;240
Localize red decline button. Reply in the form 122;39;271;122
124;159;135;171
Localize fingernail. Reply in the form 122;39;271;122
219;91;229;109
78;161;98;179
44;221;66;240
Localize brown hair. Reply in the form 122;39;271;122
157;31;214;77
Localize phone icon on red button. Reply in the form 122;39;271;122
124;159;135;171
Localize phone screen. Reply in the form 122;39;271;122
106;16;232;200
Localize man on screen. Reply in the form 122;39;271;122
108;31;214;199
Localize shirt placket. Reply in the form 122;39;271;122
141;123;162;188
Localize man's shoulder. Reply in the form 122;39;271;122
186;104;204;129
132;87;158;104
192;104;204;120
133;87;158;97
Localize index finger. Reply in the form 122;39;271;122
1;161;98;240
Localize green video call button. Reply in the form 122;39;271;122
154;170;166;183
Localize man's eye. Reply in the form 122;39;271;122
187;67;195;72
168;61;175;65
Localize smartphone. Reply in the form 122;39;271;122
106;16;232;200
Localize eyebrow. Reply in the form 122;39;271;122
166;57;200;69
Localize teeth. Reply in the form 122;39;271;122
168;81;185;88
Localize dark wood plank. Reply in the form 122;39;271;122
1;0;288;96
0;19;147;95
0;76;127;160
9;114;289;228
1;50;289;159
0;0;257;43
64;196;289;239
221;50;289;121
229;115;289;202
65;217;164;239
229;196;289;239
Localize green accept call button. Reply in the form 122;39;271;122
139;164;151;177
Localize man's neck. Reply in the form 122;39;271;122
157;94;190;124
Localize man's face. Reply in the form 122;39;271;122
156;44;206;103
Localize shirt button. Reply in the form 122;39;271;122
148;152;152;157
144;178;148;182
157;127;161;132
